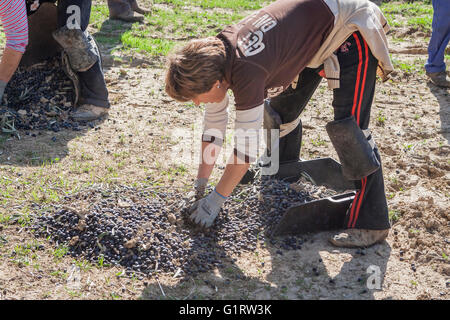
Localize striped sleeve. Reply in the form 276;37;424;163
0;0;29;53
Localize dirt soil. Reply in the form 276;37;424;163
0;4;449;300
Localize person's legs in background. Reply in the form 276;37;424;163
425;0;450;88
107;0;151;23
54;0;110;121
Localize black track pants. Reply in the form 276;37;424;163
268;31;390;230
333;32;389;230
268;68;323;162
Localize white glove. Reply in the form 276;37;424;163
189;189;227;228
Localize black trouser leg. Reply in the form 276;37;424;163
268;67;323;162
57;0;110;108
333;32;390;230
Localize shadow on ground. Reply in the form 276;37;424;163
0;118;106;167
92;17;158;70
427;82;450;143
139;228;391;300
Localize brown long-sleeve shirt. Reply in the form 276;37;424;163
218;0;335;110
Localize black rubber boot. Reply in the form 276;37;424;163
107;0;144;22
240;67;323;184
279;119;302;163
326;116;380;180
128;0;152;15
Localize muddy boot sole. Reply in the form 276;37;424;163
72;105;109;122
110;13;144;22
329;228;389;248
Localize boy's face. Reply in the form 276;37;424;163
192;80;227;106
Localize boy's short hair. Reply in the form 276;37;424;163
165;37;226;102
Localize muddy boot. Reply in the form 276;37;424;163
326;116;380;180
128;0;152;15
52;26;98;72
329;228;389;248
107;0;145;23
72;104;109;122
426;71;450;88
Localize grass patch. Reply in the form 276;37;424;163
389;210;401;223
381;1;432;16
407;16;432;32
121;32;176;56
152;0;270;10
89;4;110;29
90;4;246;56
381;1;433;32
391;56;426;75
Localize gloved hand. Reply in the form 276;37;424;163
194;177;208;200
0;80;7;104
189;189;227;228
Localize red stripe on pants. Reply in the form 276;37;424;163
351;33;363;118
352;177;367;228
348;33;369;228
357;39;369;124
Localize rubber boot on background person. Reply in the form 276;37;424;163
128;0;152;15
425;0;450;88
56;0;110;121
427;71;450;87
107;0;151;23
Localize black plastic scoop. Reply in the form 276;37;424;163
240;157;357;236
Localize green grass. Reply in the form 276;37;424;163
407;16;432;32
383;13;403;29
10;242;43;266
53;244;69;260
152;0;270;10
90;4;246;57
388;210;401;223
0;31;5;47
89;4;110;29
121;33;175;56
144;7;245;38
381;1;432;17
391;56;427;75
381;1;433;32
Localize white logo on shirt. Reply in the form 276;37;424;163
253;14;277;32
238;13;277;57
